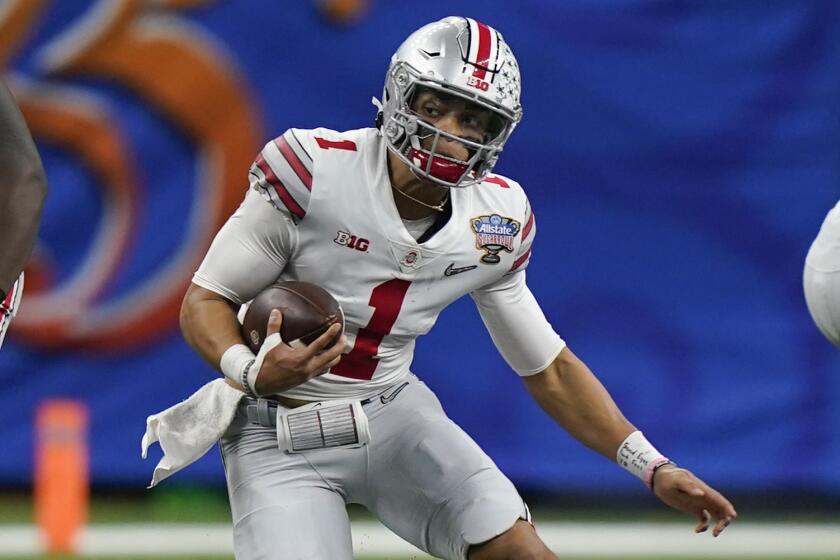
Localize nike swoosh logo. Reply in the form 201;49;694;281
444;263;478;277
380;382;409;405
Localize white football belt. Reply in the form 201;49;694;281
280;399;370;453
245;381;410;452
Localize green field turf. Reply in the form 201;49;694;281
2;489;838;559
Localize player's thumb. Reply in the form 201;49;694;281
266;309;283;336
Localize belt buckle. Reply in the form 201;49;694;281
276;399;371;453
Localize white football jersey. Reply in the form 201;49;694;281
194;127;564;400
804;200;840;347
806;200;840;273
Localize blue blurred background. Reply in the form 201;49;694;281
1;0;839;500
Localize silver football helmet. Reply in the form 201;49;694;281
377;16;523;188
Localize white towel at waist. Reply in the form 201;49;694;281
141;378;244;488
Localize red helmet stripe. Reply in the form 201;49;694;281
471;19;492;79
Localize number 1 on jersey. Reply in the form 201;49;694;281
331;279;411;380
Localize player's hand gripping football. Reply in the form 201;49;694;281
651;464;737;537
253;309;347;395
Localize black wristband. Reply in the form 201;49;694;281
650;460;677;492
0;288;6;303
240;359;258;399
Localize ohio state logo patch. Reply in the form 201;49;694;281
470;214;521;264
401;250;419;266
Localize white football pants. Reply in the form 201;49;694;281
220;375;529;560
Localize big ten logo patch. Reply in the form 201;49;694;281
1;0;262;351
334;231;370;252
466;75;490;92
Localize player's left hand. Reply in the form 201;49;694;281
651;464;737;537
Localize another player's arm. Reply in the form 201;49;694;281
181;190;344;395
0;81;47;295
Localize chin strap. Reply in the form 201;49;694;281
372;97;385;128
406;135;470;184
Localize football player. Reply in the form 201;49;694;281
804;200;840;348
0;80;46;348
181;17;736;559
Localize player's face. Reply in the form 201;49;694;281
410;88;498;162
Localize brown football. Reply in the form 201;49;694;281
240;281;344;353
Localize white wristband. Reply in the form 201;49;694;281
220;344;256;385
616;430;670;488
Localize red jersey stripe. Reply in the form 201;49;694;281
275;135;313;191
484;176;510;188
2;286;13;309
510;248;532;272
255;155;305;220
472;20;492;79
289;130;313;163
522;211;535;240
1;275;20;315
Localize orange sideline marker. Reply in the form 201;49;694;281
34;400;89;554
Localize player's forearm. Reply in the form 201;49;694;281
0;84;47;293
522;346;636;460
0;170;45;293
180;283;246;372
